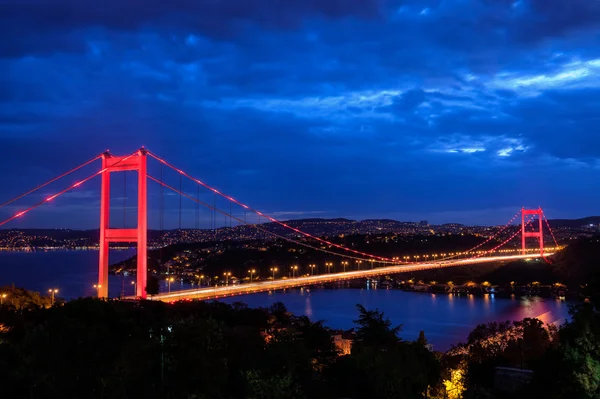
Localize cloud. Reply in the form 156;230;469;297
1;0;599;228
0;0;383;57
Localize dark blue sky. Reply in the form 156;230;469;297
0;0;599;229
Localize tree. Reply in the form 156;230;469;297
146;276;160;296
531;304;600;399
353;304;402;349
327;305;440;398
294;316;339;368
268;301;290;325
245;370;302;399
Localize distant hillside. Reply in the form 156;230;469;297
547;217;600;228
480;259;556;285
550;236;600;284
402;237;600;287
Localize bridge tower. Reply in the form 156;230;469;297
521;208;544;257
98;148;148;299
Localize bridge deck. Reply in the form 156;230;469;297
147;253;550;302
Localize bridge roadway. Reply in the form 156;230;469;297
149;253;551;302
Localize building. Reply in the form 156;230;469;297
331;330;355;355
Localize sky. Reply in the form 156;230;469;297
0;0;599;229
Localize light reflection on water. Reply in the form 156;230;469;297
0;251;573;351
218;286;572;351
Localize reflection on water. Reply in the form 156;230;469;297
219;286;572;351
0;250;137;298
0;251;573;351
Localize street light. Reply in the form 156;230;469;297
93;284;102;297
200;275;205;287
248;269;256;282
131;280;137;296
223;272;231;285
291;265;298;278
270;267;278;280
309;264;316;275
168;277;175;293
0;293;6;305
48;289;58;306
356;260;362;270
325;262;333;273
342;261;348;272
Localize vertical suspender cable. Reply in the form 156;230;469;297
258;215;262;240
212;193;216;230
179;173;182;230
196;184;200;229
123;172;127;228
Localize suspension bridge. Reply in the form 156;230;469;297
0;147;561;301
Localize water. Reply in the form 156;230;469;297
0;251;571;350
0;250;195;298
218;288;571;350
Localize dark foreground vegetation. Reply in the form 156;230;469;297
1;238;600;398
0;291;600;399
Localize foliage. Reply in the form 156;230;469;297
442;365;466;399
326;304;440;398
0;296;444;399
0;286;52;310
454;317;557;397
145;276;160;296
353;303;402;348
529;303;600;399
16;289;600;399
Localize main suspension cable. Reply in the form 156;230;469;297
0;154;101;210
147;175;400;264
148;151;417;263
148;151;533;264
0;153;136;228
542;211;560;248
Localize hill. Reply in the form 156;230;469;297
547;217;600;228
406;238;600;288
550;236;600;284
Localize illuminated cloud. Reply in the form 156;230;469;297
0;0;598;227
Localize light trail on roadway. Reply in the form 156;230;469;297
147;253;552;302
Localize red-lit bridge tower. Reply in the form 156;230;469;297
98;148;147;298
521;208;544;256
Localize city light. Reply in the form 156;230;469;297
151;253;550;302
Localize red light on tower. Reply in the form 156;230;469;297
98;148;148;299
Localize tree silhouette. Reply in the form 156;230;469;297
146;276;159;296
353;304;402;349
